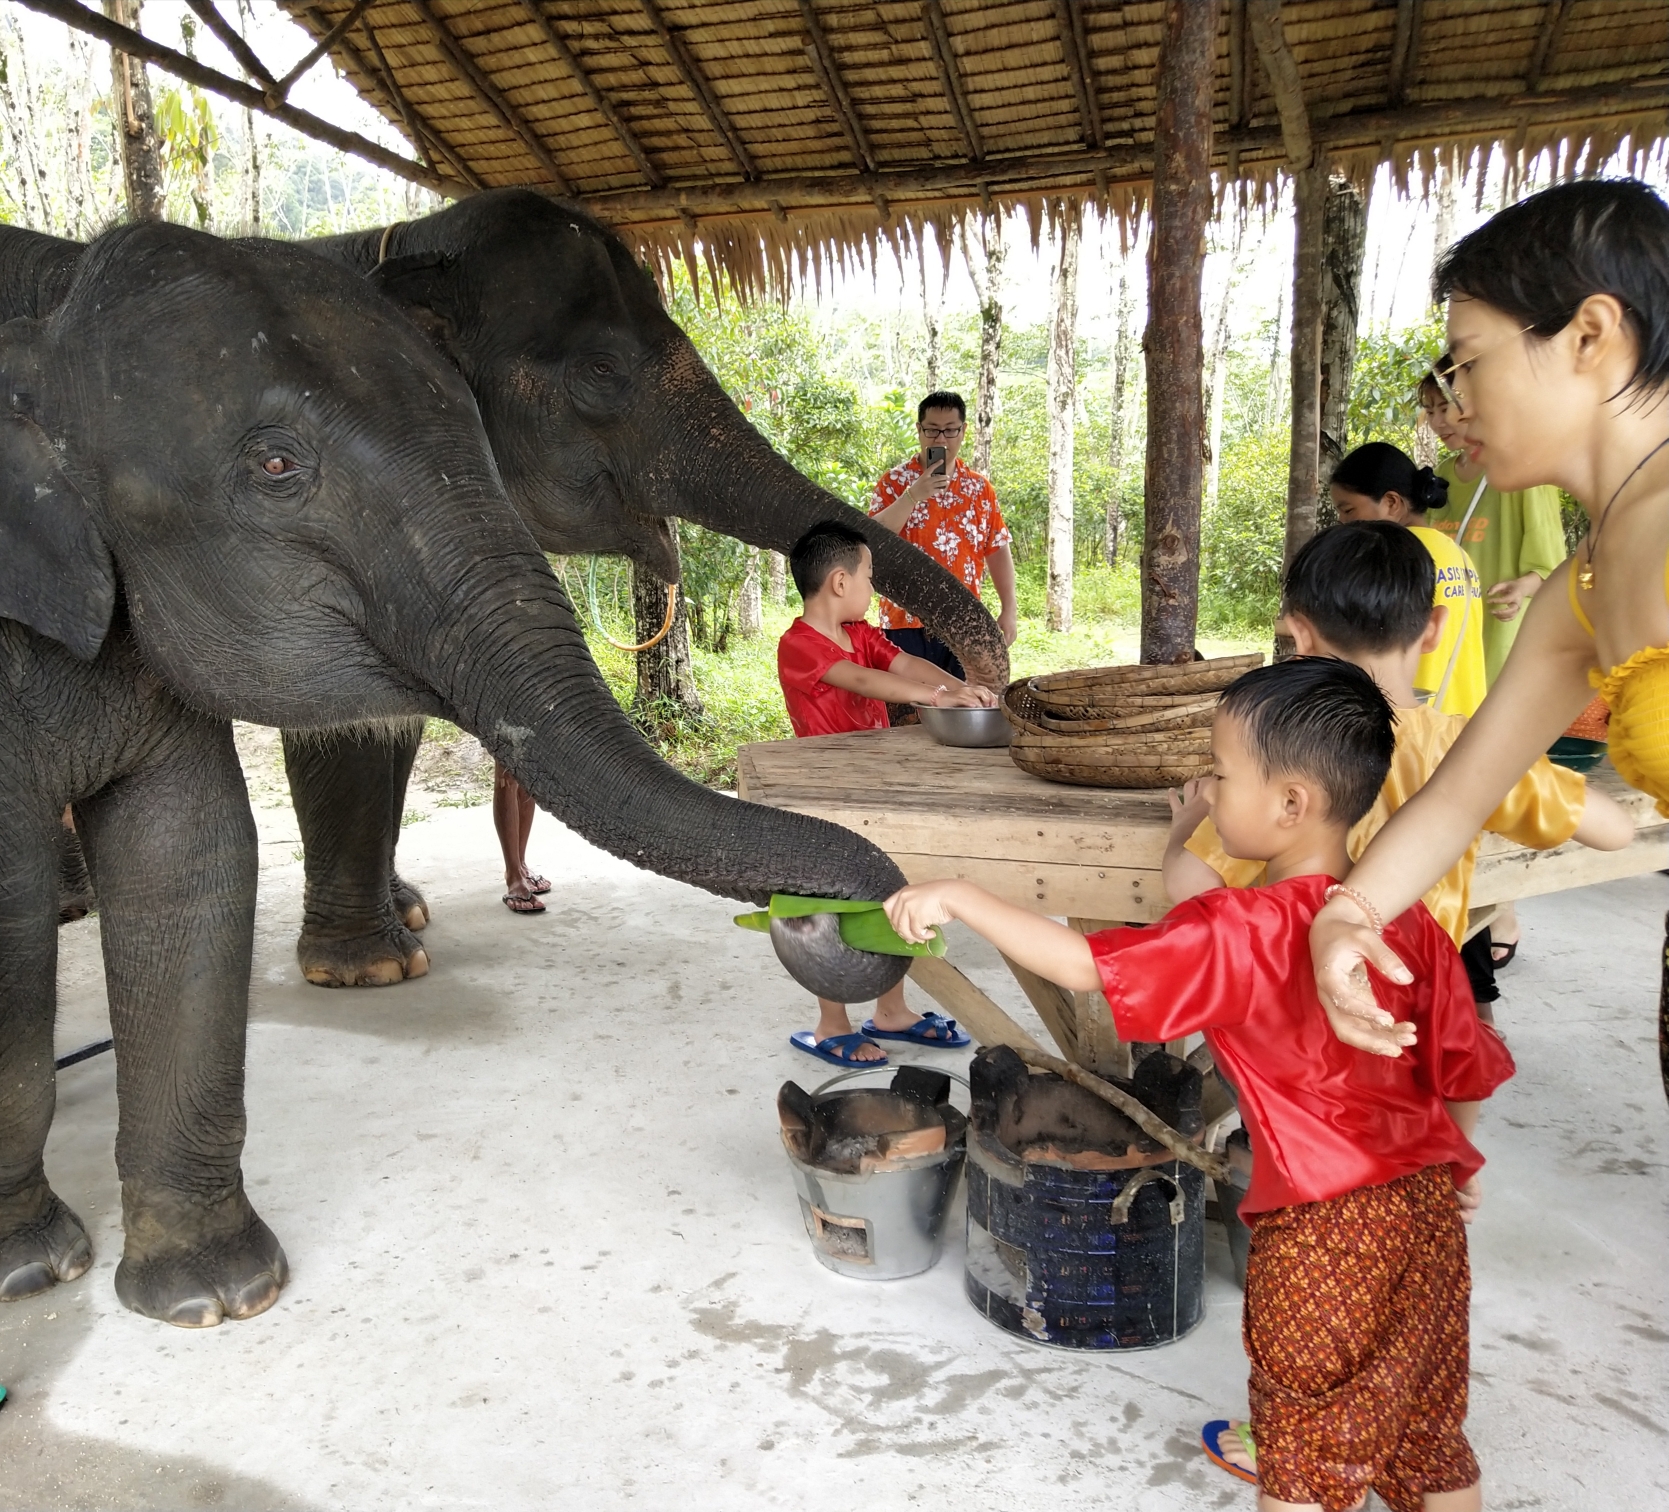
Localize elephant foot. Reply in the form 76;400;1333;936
390;873;429;932
115;1183;288;1328
0;1187;93;1301
298;922;429;988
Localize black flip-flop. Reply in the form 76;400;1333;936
502;892;546;914
1490;939;1519;968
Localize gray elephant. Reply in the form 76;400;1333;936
0;221;907;1324
0;197;1010;989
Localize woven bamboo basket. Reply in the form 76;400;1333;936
1005;654;1262;788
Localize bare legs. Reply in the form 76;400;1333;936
494;761;548;913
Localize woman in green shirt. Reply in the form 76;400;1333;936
1419;371;1568;684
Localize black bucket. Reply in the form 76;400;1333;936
964;1127;1206;1350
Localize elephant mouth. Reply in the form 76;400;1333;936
628;514;680;586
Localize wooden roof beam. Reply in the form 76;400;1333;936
638;0;757;180
1248;0;1314;170
273;0;374;101
520;1;663;189
1229;0;1249;129
922;0;982;161
1387;0;1422;107
182;0;276;88
347;14;485;192
19;0;451;194
409;0;571;193
797;0;875;174
1528;0;1571;92
1053;0;1103;150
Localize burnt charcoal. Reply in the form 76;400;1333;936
1131;1051;1204;1137
970;1044;1029;1131
776;1081;817;1161
891;1066;952;1109
970;1046;1153;1158
779;1082;949;1173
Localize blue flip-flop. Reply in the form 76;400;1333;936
1200;1420;1257;1484
789;1030;888;1067
860;1011;971;1048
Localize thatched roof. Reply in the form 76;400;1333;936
281;1;1669;292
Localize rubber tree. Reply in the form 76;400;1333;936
1045;208;1081;633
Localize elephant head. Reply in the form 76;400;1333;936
314;192;1009;691
0;221;905;995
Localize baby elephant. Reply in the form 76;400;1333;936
0;223;904;1325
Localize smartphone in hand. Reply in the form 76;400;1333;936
924;444;947;478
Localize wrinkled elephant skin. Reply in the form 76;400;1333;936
0;222;906;1324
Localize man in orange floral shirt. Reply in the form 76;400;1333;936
869;391;1018;676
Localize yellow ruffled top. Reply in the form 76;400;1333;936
1572;566;1669;818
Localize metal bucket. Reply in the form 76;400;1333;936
783;1067;968;1280
964;1127;1205;1349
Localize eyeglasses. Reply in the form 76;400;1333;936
918;423;964;439
1429;322;1538;414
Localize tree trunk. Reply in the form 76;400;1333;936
1316;171;1372;523
737;548;763;638
1275;161;1330;662
962;216;1005;477
1431;149;1457;286
1204;211;1248;511
1106;260;1135;565
105;0;164;222
1140;0;1214;665
767;550;787;603
632;554;703;721
1045;212;1081;633
1264;283;1286;429
920;238;946;392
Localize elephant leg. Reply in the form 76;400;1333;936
1660;910;1668;1107
56;808;97;923
0;797;93;1301
282;721;429;988
78;716;287;1327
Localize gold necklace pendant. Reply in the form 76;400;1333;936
1578;560;1596;590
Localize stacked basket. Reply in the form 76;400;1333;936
1004;654;1264;788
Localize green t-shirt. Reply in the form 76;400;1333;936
1425;459;1567;684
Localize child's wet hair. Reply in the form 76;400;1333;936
1435;178;1669;400
1331;442;1449;514
1217;658;1395;827
789;519;869;600
1284;522;1436;655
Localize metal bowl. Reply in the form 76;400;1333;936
914;702;1013;748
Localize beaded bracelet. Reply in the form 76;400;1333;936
1322;882;1385;937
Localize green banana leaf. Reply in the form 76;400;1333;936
731;893;946;958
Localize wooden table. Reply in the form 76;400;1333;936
738;726;1669;1081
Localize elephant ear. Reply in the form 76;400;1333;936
366;252;463;359
0;320;115;661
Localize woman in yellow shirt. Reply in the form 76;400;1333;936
1308;179;1669;1074
1328;442;1488;716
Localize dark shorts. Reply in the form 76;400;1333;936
882;626;965;681
1458;926;1498;1005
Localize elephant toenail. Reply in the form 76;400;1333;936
0;1261;56;1301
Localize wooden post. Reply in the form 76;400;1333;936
1045;209;1081;633
1316;171;1372;519
1139;0;1213;665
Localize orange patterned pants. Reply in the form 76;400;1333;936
1244;1165;1479;1512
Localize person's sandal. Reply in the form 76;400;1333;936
1200;1419;1257;1484
502;892;546;914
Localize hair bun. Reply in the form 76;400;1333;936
1414;466;1449;512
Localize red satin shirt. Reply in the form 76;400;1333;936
777;616;901;738
1088;875;1514;1217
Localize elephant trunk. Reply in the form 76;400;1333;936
411;541;905;908
640;342;1011;692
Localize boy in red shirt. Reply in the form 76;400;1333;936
777;520;994;1064
885;658;1510;1512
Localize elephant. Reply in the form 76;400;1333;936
0;196;1011;990
0;220;911;1324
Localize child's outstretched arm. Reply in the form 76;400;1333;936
886;649;998;706
885;880;1100;991
1163;779;1226;904
1572;785;1635;850
823;660;993;708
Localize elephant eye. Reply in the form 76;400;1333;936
591;359;615;378
262;456;294;477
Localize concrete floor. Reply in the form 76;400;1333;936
2;785;1666;1510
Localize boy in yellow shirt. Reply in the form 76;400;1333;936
1165;522;1632;1009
